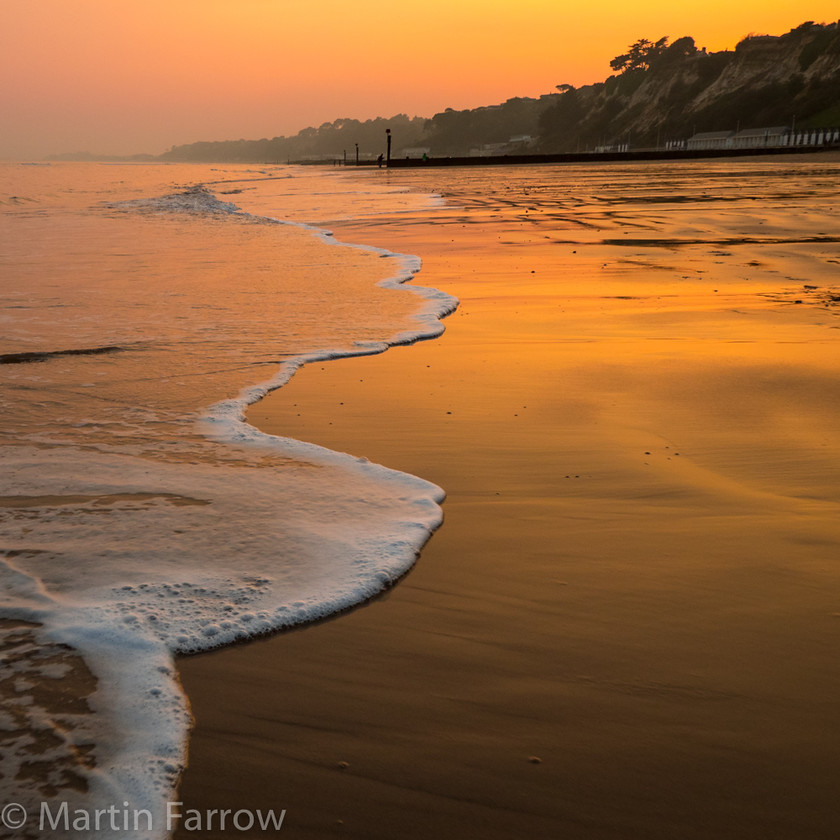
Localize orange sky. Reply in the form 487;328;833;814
2;0;837;159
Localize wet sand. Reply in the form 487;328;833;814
175;158;840;839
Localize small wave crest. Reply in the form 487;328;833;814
107;185;241;216
0;345;124;365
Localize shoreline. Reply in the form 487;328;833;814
174;159;840;839
387;143;840;168
289;144;840;169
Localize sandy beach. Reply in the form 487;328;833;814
174;156;840;839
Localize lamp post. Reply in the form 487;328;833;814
355;143;359;165
385;128;391;167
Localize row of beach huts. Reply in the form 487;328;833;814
449;126;839;158
669;126;840;151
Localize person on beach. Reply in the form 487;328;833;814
377;154;384;168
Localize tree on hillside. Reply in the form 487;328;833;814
662;36;699;62
609;37;669;73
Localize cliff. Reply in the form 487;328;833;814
538;21;840;152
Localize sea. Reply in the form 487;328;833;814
0;162;455;838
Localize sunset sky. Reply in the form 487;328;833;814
2;0;837;159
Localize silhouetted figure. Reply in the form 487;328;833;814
377;154;384;168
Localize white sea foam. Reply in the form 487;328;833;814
0;164;456;838
108;184;242;216
2;438;443;837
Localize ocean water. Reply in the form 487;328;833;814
0;163;455;837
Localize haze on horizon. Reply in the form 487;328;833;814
2;0;837;160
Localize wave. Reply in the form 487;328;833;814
0;345;124;365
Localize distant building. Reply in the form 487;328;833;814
686;130;735;150
469;143;508;157
732;126;789;148
594;143;630;153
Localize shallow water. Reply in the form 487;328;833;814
0;162;454;837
